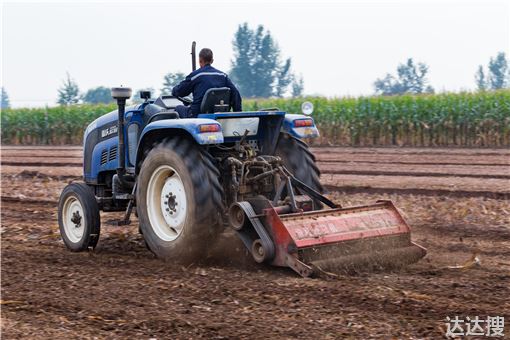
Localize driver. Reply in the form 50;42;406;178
172;48;242;118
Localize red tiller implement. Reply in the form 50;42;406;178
230;170;426;277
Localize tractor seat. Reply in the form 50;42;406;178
200;87;231;113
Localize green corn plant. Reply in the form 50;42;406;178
1;91;509;146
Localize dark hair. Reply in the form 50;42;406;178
199;48;213;64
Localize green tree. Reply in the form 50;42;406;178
230;24;253;96
474;65;487;90
1;87;10;109
475;52;509;90
161;72;186;95
275;59;292;97
291;74;304;97
57;72;80;105
488;52;508;89
82;86;114;104
374;58;434;95
230;23;293;98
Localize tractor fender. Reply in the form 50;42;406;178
282;114;320;139
136;118;224;171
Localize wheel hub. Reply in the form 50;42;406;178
62;196;85;243
147;165;188;242
165;193;178;214
160;177;186;227
71;211;82;227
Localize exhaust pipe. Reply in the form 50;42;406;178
191;41;196;71
111;87;132;184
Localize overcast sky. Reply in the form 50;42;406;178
1;0;509;107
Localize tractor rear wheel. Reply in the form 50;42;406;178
58;182;101;251
275;133;323;208
136;138;223;262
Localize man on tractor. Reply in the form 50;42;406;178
172;48;242;118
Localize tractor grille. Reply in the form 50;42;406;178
109;146;117;162
100;149;108;165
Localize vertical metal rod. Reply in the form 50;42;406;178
286;177;298;212
117;99;126;172
272;179;286;206
121;183;137;225
111;87;131;188
191;41;197;71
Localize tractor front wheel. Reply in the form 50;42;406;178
58;182;101;251
136;138;223;262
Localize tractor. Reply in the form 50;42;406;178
57;44;426;277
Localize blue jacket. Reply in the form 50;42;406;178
172;65;242;115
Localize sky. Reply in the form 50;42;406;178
1;0;509;108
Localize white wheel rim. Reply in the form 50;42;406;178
62;196;85;243
146;165;187;241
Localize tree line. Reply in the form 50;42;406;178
374;52;509;95
1;23;508;108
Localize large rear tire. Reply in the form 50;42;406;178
136;138;223;262
58;182;101;251
275;133;323;208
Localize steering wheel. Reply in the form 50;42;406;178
177;96;193;106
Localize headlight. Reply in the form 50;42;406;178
301;101;314;115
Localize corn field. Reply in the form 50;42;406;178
2;91;509;146
245;90;510;146
1;103;117;145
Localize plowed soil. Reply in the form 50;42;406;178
1;146;509;339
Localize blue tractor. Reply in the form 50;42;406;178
57;46;425;276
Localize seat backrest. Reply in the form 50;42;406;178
200;87;231;113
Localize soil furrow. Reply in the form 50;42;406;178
317;159;510;166
320;169;510;179
324;185;510;200
1;161;82;167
